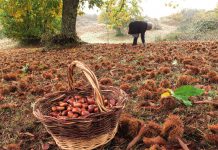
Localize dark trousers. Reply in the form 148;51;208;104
132;32;145;45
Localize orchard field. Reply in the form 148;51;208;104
0;41;218;149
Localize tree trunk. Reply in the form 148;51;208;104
61;0;79;42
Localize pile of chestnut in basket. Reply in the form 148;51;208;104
50;95;117;119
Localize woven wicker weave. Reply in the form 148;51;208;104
33;61;127;150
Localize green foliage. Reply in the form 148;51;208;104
194;20;218;32
0;29;4;39
170;85;204;106
161;32;181;41
98;0;143;35
161;6;218;41
21;64;30;73
0;0;62;43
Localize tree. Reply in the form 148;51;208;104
0;0;104;44
0;0;62;43
59;0;104;43
98;0;143;36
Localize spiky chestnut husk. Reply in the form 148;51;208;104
30;86;44;96
18;81;28;91
145;79;157;91
204;134;218;144
159;67;171;74
159;97;177;110
159;80;171;88
125;74;133;81
161;114;184;143
155;57;165;63
177;75;198;86
42;72;53;79
182;58;193;65
144;121;162;137
99;78;113;86
207;71;217;78
23;75;33;83
208;124;218;134
118;113;143;139
73;80;87;89
137;89;153;100
120;83;131;93
148;71;157;79
209;76;218;83
94;64;100;71
125;68;132;74
0;87;10;96
134;74;141;81
185;66;200;75
3;73;17;81
8;85;18;93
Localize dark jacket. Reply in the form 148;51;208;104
128;21;148;34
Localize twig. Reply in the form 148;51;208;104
126;123;146;150
193;100;218;106
207;111;218;117
177;138;190;150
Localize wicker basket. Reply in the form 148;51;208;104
33;61;127;150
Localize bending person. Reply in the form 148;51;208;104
128;21;152;47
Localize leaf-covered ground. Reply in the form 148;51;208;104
0;41;218;150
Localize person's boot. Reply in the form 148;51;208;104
143;43;146;47
133;37;138;46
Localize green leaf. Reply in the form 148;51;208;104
182;100;192;106
174;85;204;97
173;94;192;106
172;85;204;107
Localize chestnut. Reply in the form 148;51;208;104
82;103;88;109
87;97;95;105
51;106;57;111
61;110;68;116
88;105;94;113
59;102;68;107
72;107;81;114
67;106;72;111
67;111;74;117
94;107;99;113
73;102;82;108
81;110;90;116
56;106;65;111
67;98;75;105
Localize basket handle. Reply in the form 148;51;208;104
67;61;108;112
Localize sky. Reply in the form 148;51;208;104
141;0;218;18
84;0;218;18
